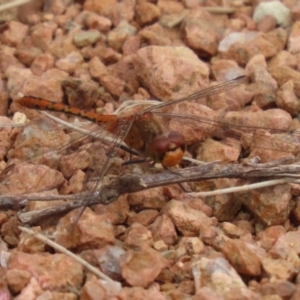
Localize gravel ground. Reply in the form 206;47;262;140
0;0;300;299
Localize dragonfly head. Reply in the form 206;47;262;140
148;131;186;167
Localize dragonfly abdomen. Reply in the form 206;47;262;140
17;96;118;126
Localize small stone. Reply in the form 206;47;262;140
261;257;295;280
288;21;300;54
8;251;84;290
1;21;29;47
119;286;166;300
127;209;159;226
240;184;291;226
149;215;177;245
55;51;84;74
153;240;168;252
97;245;126;281
257;15;277;33
73;30;101;48
54;208;115;250
221;239;261;276
197;138;240;163
6;269;31;294
94;195;129;225
178;237;205;255
85;13;112;32
124;223;153;248
163;200;212;236
121;246;168;287
253;1;292;28
135;2;160;26
127;187;167;210
257;225;286;251
182;8;220;56
31;53;54;76
220;222;244;238
259;280;295;299
193;257;246;296
134;46;209;101
276;80;300;116
107;20;137;51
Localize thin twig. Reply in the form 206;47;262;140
18;226;116;283
189;177;300;197
15;161;300;225
0;0;31;12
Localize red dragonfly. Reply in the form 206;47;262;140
16;76;248;170
5;75;300;221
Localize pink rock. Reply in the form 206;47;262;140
99;74;125;97
14;277;43;300
122;36;141;55
194;178;242;222
94;195;129;225
163;200;212;236
270;231;300;259
219;222;245;238
23;68;68;102
59;150;91;178
120;246;168;287
55;51;84;74
7;116;70;164
219;29;287;65
6;269;31;294
268;50;298;69
127;187;167;210
261;257;295;280
1;21;29;47
0;163;65;195
107;21;137;51
31;22;56;51
134;46;209;101
89;56;108;78
124;223;153;248
44;0;66;15
276;80;300;116
80;276;121;300
259;280;295;299
30;53;54;76
16;45;42;66
55;208;115;250
288;21;300;54
97;245;126;280
197;138;240;163
241;184;291;226
182;8;220;56
257;15;277;32
135;2;161;26
178;237;204;255
8;251;84;290
194;287;224;300
119;286;167;300
193;257;246;296
221;239;261;276
269;65;300;86
157;0;184;14
257;226;286;251
127;209;159;226
83;0;117;14
0;46;25;73
138;23;172;47
149;215;177;245
86;13;112;32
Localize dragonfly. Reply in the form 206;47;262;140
3;75;300;220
